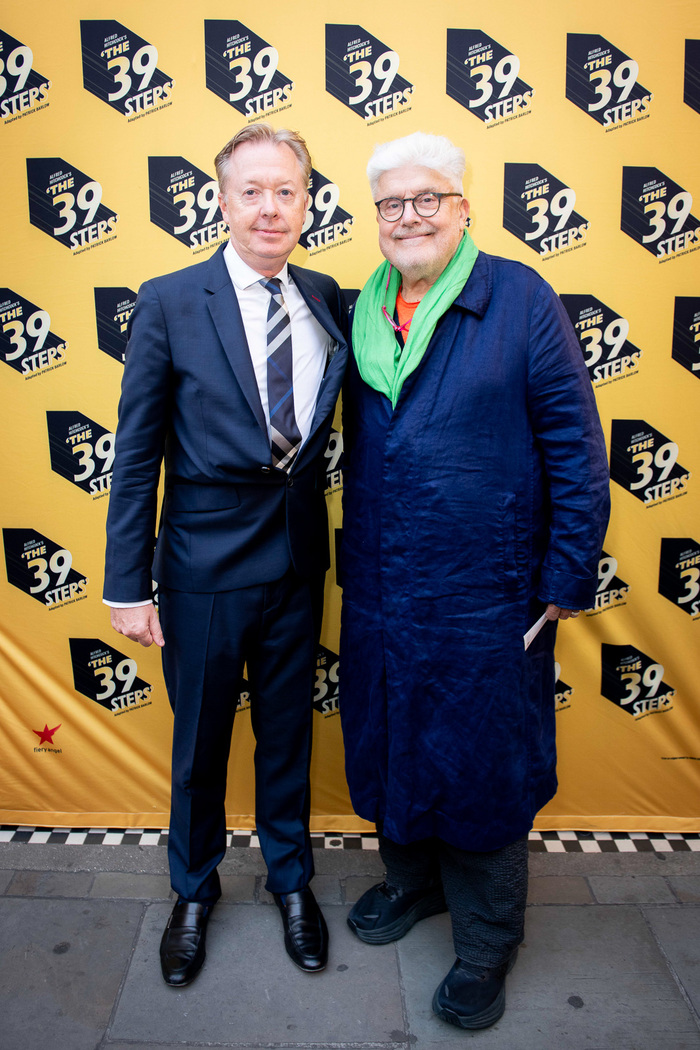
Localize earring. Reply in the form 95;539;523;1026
465;217;472;228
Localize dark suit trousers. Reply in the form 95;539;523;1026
159;570;324;904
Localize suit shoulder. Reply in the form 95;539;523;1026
289;264;340;298
480;251;548;285
138;251;223;297
479;251;554;296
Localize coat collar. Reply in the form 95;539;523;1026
452;250;492;318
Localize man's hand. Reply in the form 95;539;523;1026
545;604;580;621
110;604;165;647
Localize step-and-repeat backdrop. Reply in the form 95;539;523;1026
1;0;698;832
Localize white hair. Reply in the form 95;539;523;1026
367;132;466;197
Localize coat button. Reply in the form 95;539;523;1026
260;466;271;474
287;476;294;487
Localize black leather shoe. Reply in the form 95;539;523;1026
273;887;328;972
347;881;447;944
159;898;212;987
432;950;519;1030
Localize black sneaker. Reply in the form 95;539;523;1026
431;950;519;1030
347;881;447;944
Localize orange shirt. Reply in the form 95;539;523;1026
396;287;420;336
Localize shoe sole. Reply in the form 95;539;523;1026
347;888;447;945
431;949;518;1030
432;986;505;1030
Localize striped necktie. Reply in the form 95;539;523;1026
260;277;301;471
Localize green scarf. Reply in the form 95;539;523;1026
352;231;478;407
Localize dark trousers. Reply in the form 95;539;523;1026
378;830;528;967
159;571;323;904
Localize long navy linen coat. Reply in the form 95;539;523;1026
339;252;610;852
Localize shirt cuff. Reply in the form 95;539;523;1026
103;599;154;608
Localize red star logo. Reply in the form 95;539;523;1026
33;723;61;745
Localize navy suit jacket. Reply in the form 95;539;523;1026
104;244;348;602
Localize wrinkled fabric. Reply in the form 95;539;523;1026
339;252;610;852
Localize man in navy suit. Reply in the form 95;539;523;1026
104;124;347;986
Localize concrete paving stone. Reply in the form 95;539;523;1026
645;906;700;1017
397;906;700;1049
90;872;173;899
0;869;15;893
589;875;676;904
0;842;170;874
0;897;141;1050
313;848;385;877
111;902;405;1045
669;876;700;902
219;874;257;902
527;876;593;905
345;874;385;903
528;850;700;878
6;869;94;898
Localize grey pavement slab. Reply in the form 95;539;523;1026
669;876;700;902
111;901;406;1045
589;874;677;904
0;897;141;1050
6;869;94;897
219;873;257;902
0;868;15;893
527;875;593;904
645;906;700;1017
397;906;700;1048
90;871;173;899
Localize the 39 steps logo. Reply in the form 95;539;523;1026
566;34;652;130
149;157;226;253
94;288;137;364
314;645;339;718
503;164;589;259
446;30;534;128
560;294;641;387
47;411;115;499
0;29;51;123
610;420;690;508
601;644;675;720
205;20;293;120
555;663;573;712
585;551;629;616
300;169;353;255
1;290;68;379
684;39;700;114
69;639;153;716
4;529;88;610
326;25;413;125
621;167;700;261
324;428;344;494
659;539;700;621
672;297;700;379
26;159;118;253
80;21;174;120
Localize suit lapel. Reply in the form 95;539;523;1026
289;264;348;443
204;247;268;435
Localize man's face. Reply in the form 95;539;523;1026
375;165;469;289
218;140;309;277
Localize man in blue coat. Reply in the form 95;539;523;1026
104;124;347;985
340;132;609;1030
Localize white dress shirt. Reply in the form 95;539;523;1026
106;242;332;609
223;241;330;446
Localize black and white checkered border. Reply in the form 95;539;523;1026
1;826;699;852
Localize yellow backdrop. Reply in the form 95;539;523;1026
1;0;698;833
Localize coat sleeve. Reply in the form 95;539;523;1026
103;280;173;603
526;280;611;610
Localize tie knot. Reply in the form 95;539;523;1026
261;277;282;297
